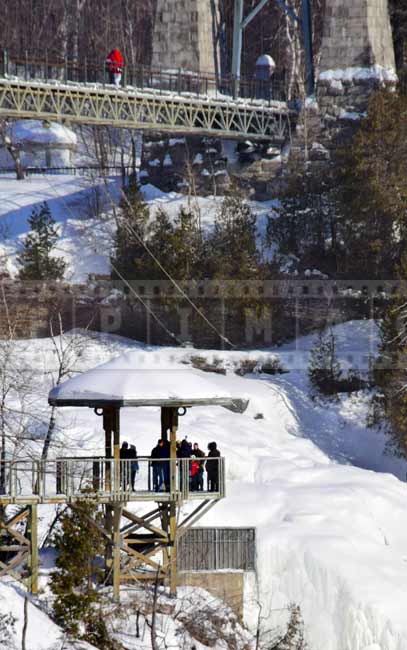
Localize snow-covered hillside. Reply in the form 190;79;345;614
6;319;407;650
0;173;275;281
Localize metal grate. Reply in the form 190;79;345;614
177;527;256;571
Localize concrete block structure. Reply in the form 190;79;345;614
319;0;395;72
152;0;219;74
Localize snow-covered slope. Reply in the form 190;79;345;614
0;173;276;281
0;582;94;650
8;320;407;650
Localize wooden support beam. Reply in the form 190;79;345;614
120;572;166;581
112;505;122;602
122;544;163;572
124;537;168;544
122;509;168;538
0;551;28;578
29;505;38;595
4;509;30;529
178;500;218;537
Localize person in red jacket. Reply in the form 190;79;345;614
106;48;124;87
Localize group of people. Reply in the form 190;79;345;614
119;438;221;493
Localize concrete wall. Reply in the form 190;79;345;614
152;0;218;74
178;570;246;619
319;0;395;71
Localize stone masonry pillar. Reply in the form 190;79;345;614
152;0;219;74
319;0;395;72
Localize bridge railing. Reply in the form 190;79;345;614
0;165;133;178
0;456;225;503
0;49;288;105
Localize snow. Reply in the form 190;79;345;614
49;351;249;407
163;153;173;167
0;174;118;280
169;138;186;146
193;153;204;165
256;54;276;70
5;319;407;649
319;65;397;84
0;168;277;282
340;110;366;121
0;582;94;649
9;120;77;147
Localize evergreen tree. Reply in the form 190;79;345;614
308;328;342;396
147;207;176;279
17;202;65;280
50;500;107;645
111;174;150;280
335;90;407;277
267;166;342;275
204;195;261;279
171;206;203;279
372;257;407;457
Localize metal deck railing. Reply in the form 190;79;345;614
0;49;288;105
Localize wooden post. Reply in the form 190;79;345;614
104;408;113;492
169;407;178;596
103;408;113;577
112;408;120;495
112;505;122;602
29;505;38;594
161;406;172;441
169;500;177;596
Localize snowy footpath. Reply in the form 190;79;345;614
1;320;406;650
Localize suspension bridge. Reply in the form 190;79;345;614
0;52;295;142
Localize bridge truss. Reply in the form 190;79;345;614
0;78;293;141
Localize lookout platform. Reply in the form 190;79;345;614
0;353;248;600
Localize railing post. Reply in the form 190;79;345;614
25;50;28;81
1;49;8;77
64;56;68;83
84;57;87;84
45;49;48;82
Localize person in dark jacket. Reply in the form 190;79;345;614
206;441;221;492
192;442;205;491
120;441;131;489
158;438;171;491
177;439;191;490
151;439;162;492
129;444;139;490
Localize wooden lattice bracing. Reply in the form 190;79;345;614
0;78;292;142
0;506;38;593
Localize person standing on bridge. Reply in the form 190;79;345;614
106;48;124;87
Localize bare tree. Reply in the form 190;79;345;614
41;314;89;463
0;120;24;180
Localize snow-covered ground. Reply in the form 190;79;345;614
0;173;276;281
3;319;407;650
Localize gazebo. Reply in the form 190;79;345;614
48;352;249;599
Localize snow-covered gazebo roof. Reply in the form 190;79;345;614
48;352;249;413
9;120;77;148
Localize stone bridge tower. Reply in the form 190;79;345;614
316;0;396;123
152;0;219;75
319;0;395;73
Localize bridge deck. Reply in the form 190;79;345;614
0;76;294;141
